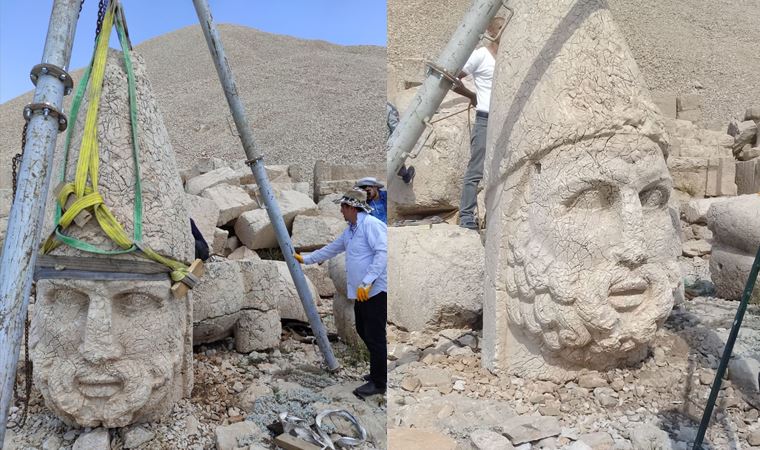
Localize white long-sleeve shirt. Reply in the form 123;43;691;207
302;212;387;299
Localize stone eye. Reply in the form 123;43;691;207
639;186;668;209
113;292;159;315
566;184;616;210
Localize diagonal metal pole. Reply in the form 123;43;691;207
0;0;81;442
387;0;504;181
693;245;760;449
192;0;339;371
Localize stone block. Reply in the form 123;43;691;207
303;263;336;297
291;215;346;251
681;197;731;224
668;157;709;197
317;193;344;219
705;157;737;197
651;91;677;119
212;228;228;255
234;190;318;249
745;107;760;122
677;109;702;124
707;194;760;254
227;246;260;261
185;166;239;196
710;244;758;302
313;160;385;202
186;194;220;245
677;94;703;112
233;164;292;185
735;159;760;194
731;120;758;154
200;184;258;226
388;224;484;331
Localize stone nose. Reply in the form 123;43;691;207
80;294;124;364
612;190;648;267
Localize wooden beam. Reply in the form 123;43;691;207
170;258;205;299
36;254;170;274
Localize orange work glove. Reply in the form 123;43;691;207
293;253;304;264
356;283;372;302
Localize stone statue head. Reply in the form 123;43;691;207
482;0;682;381
30;48;193;427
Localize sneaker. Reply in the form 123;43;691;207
459;220;478;230
353;381;386;399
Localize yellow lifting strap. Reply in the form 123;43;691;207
42;0;190;285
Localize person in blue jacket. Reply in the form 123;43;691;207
294;189;387;398
355;177;387;223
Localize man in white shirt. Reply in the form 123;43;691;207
295;189;388;398
453;16;505;230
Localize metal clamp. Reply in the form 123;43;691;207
482;2;514;43
30;64;74;96
23;103;68;132
425;60;461;87
408;117;435;160
180;272;199;288
245;155;263;167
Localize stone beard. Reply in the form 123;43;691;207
30;279;190;428
494;133;682;378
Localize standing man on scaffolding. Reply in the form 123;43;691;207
453;15;505;230
294;189;387;398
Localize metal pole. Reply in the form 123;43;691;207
692;246;760;449
0;0;81;442
192;0;340;371
387;0;503;181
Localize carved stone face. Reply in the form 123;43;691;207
31;279;187;428
504;133;681;367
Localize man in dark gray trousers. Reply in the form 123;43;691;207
453;16;504;230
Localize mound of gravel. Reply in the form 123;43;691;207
0;24;385;190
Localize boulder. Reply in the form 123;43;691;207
186;194;220;245
706;194;760;253
212;228;228;255
681;197;730;224
185;166;239;196
388;92;471;219
303;263;336;297
709;244;759;302
317;193;344;219
291;215;345;251
730;120;758;154
388;224;484;331
227;246;260;260
235;190;318;249
201;184;258;226
193;260;282;352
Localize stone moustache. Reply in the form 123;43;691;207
482;0;683;381
30;48;193;427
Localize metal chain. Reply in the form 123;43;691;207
11;122;28;198
95;0;107;39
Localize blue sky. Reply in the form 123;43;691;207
0;0;386;103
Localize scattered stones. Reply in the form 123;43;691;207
72;428;110;450
121;425;155;449
501;416;561;445
629;423;672;450
214;421;262;450
471;429;516;450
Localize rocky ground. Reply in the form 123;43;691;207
4;300;387;450
387;253;760;450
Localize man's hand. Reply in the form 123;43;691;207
356;283;372;302
293;253;304;264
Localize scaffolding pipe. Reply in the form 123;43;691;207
387;0;503;181
192;0;339;371
692;245;760;449
0;0;81;442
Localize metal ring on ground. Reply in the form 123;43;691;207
30;63;74;96
23;102;68;132
315;409;367;447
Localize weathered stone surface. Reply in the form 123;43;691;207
186;194;220;244
212;227;228;255
186;166;239;196
121;425;154;449
705;157;737;197
500;416;561;445
681;197;730;224
578;432;614;450
388;92;472;219
328;254;360;345
317;193;344;220
707;194;760;253
313;160;385;201
735;159;760;194
193;260;282;352
32;49;193;428
227;246;260;261
72;428;110;450
234;190;318;249
677;94;703;113
730;120;757;154
665;118;733;158
303;263;336;297
388;224;484;331
471;429;516;450
738;146;760;161
291;214;345;251
234;163;293;185
201;184;257;226
482;0;682;382
629;424;672;450
709;244;759;301
387;428;457;450
651;92;677;119
215;421;262;450
682;239;711;257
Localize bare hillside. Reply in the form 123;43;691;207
0;24;386;190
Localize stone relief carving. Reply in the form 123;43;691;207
30;49;193;427
482;0;683;381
